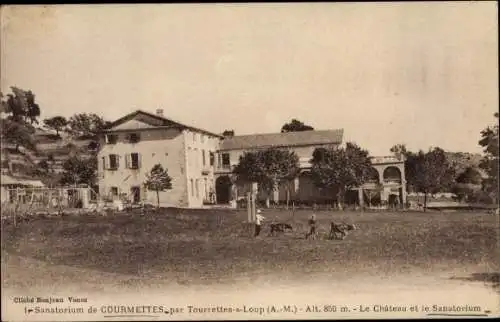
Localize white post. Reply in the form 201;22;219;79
251;182;258;223
247;192;252;223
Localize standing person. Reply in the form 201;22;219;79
255;209;265;237
306;213;317;239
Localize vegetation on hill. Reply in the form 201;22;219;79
1;87;111;188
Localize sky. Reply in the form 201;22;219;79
1;3;498;156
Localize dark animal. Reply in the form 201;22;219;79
269;222;293;236
329;222;357;240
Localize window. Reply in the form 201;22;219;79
1;159;9;169
129;153;139;169
192;132;196;142
190;179;194;197
194;148;198;168
222;153;230;167
106;134;118;144
109;154;118;170
200;135;204;143
111;187;118;196
195;179;199;198
128;133;141;144
202;150;206;166
209;152;215;166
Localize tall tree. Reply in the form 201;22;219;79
43;116;68;136
281;119;314;133
478;112;499;203
233;148;300;208
144;164;173;208
59;155;98;186
406;147;456;211
1;87;41;124
67;113;111;138
310;142;372;209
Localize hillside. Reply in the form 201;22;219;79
1;127;97;186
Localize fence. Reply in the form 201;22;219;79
1;186;93;220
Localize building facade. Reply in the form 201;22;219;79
97;109;407;208
97;110;222;208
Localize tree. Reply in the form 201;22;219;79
222;129;235;137
310;142;372;209
233;148;300;208
456;166;482;185
281;119;314;133
59;156;97;186
0;118;36;152
390;144;408;159
1;87;41;124
32;159;50;178
478;112;499;203
67;113;111;138
406;147;455;211
144;164;173;208
43;116;68;136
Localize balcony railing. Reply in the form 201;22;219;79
201;165;212;175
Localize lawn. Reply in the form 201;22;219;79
2;208;499;291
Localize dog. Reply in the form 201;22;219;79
329;222;357;240
269;222;293;236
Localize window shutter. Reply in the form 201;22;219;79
116;154;120;169
102;157;106;170
125;154;130;169
138;153;142;169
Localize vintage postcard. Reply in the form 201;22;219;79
1;2;498;321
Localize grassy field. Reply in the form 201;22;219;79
2;208;499;293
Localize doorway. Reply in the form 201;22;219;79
131;186;141;204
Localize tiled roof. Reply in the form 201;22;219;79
219;129;344;151
106;110;224;138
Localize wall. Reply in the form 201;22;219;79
97;128;189;207
219;143;339;170
184;130;221;207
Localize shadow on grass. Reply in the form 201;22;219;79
450;272;500;293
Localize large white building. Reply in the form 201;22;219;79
97;109;406;208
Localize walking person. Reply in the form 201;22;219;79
306;213;317;239
255;209;265;237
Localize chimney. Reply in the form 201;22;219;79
156;109;164;117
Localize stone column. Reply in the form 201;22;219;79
358;188;364;207
401;180;407;208
272;182;280;204
294;177;300;194
229;184;237;208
